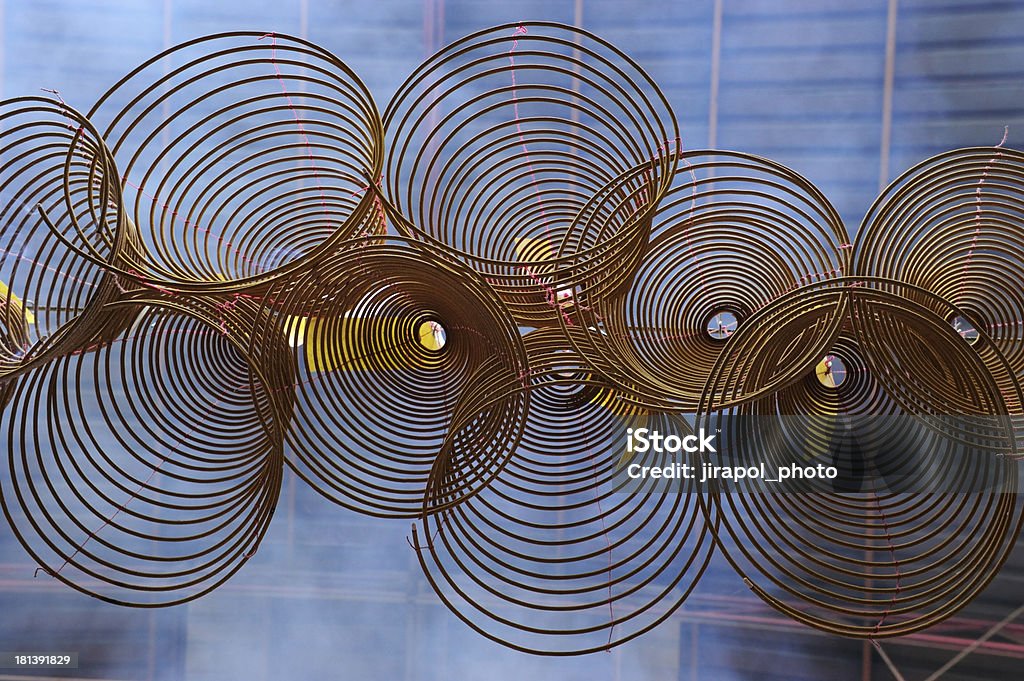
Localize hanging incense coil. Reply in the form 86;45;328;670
414;327;712;655
0;96;140;387
87;31;385;293
697;280;1024;638
252;236;529;518
855;147;1024;450
383;21;678;325
0;293;292;606
855;146;1024;387
562;150;849;410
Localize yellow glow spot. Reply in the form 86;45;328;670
283;314;427;373
514;236;554;263
0;280;34;326
417;320;447;351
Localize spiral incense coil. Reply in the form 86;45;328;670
562;150;850;411
855;146;1024;385
383;21;678;325
87;31;385;293
0;293;291;606
0;96;140;385
698;281;1024;638
251;236;528;518
414;328;712;655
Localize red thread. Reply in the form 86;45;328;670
0;247;97;290
665;137;707;295
259;33;333;232
871;491;902;636
349;174;388;235
41;88;85;138
125;268;176;296
957;126;1009;305
213;293;243;337
507;25;552;236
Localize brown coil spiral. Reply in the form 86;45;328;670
855;146;1024;379
855;146;1024;445
249;235;529;518
0;97;140;388
698;279;1024;637
414;327;712;655
561;149;850;410
382;21;678;326
87;31;385;293
0;293;292;606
